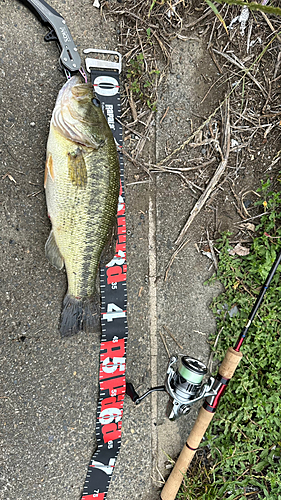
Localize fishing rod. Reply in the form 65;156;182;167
127;250;281;498
159;249;281;500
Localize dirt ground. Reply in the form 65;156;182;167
0;1;281;499
117;0;281;240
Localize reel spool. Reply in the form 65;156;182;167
126;355;216;421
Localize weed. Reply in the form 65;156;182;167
126;53;159;111
148;0;165;18
211;0;281;17
178;450;221;499
126;53;144;96
205;0;228;34
178;176;281;499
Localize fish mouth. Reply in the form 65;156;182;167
52;76;103;148
56;75;85;103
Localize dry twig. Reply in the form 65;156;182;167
163;325;183;350
175;99;231;246
212;49;267;99
159;330;170;357
207;228;218;271
164;239;190;280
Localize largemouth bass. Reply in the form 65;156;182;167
44;75;120;337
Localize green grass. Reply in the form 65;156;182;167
178;176;281;499
147;0;281;18
126;53;159;111
210;0;281;17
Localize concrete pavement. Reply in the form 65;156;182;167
0;2;221;499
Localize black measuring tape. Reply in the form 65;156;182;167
81;50;127;500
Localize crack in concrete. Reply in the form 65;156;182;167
149;187;159;486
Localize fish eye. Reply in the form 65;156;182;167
92;98;101;107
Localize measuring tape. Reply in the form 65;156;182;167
81;49;127;500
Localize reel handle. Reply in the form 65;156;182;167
161;347;242;500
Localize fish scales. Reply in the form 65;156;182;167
44;76;120;337
49;139;119;298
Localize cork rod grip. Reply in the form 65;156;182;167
219;347;242;379
161;407;215;500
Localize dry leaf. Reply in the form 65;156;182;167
239;222;255;232
229;243;250;256
228;304;239;318
202;250;213;260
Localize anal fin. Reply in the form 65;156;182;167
45;230;64;270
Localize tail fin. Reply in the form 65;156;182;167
60;293;100;337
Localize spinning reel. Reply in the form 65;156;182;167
126;355;216;420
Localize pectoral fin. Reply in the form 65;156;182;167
45;230;64;270
67;148;87;188
44;153;54;188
